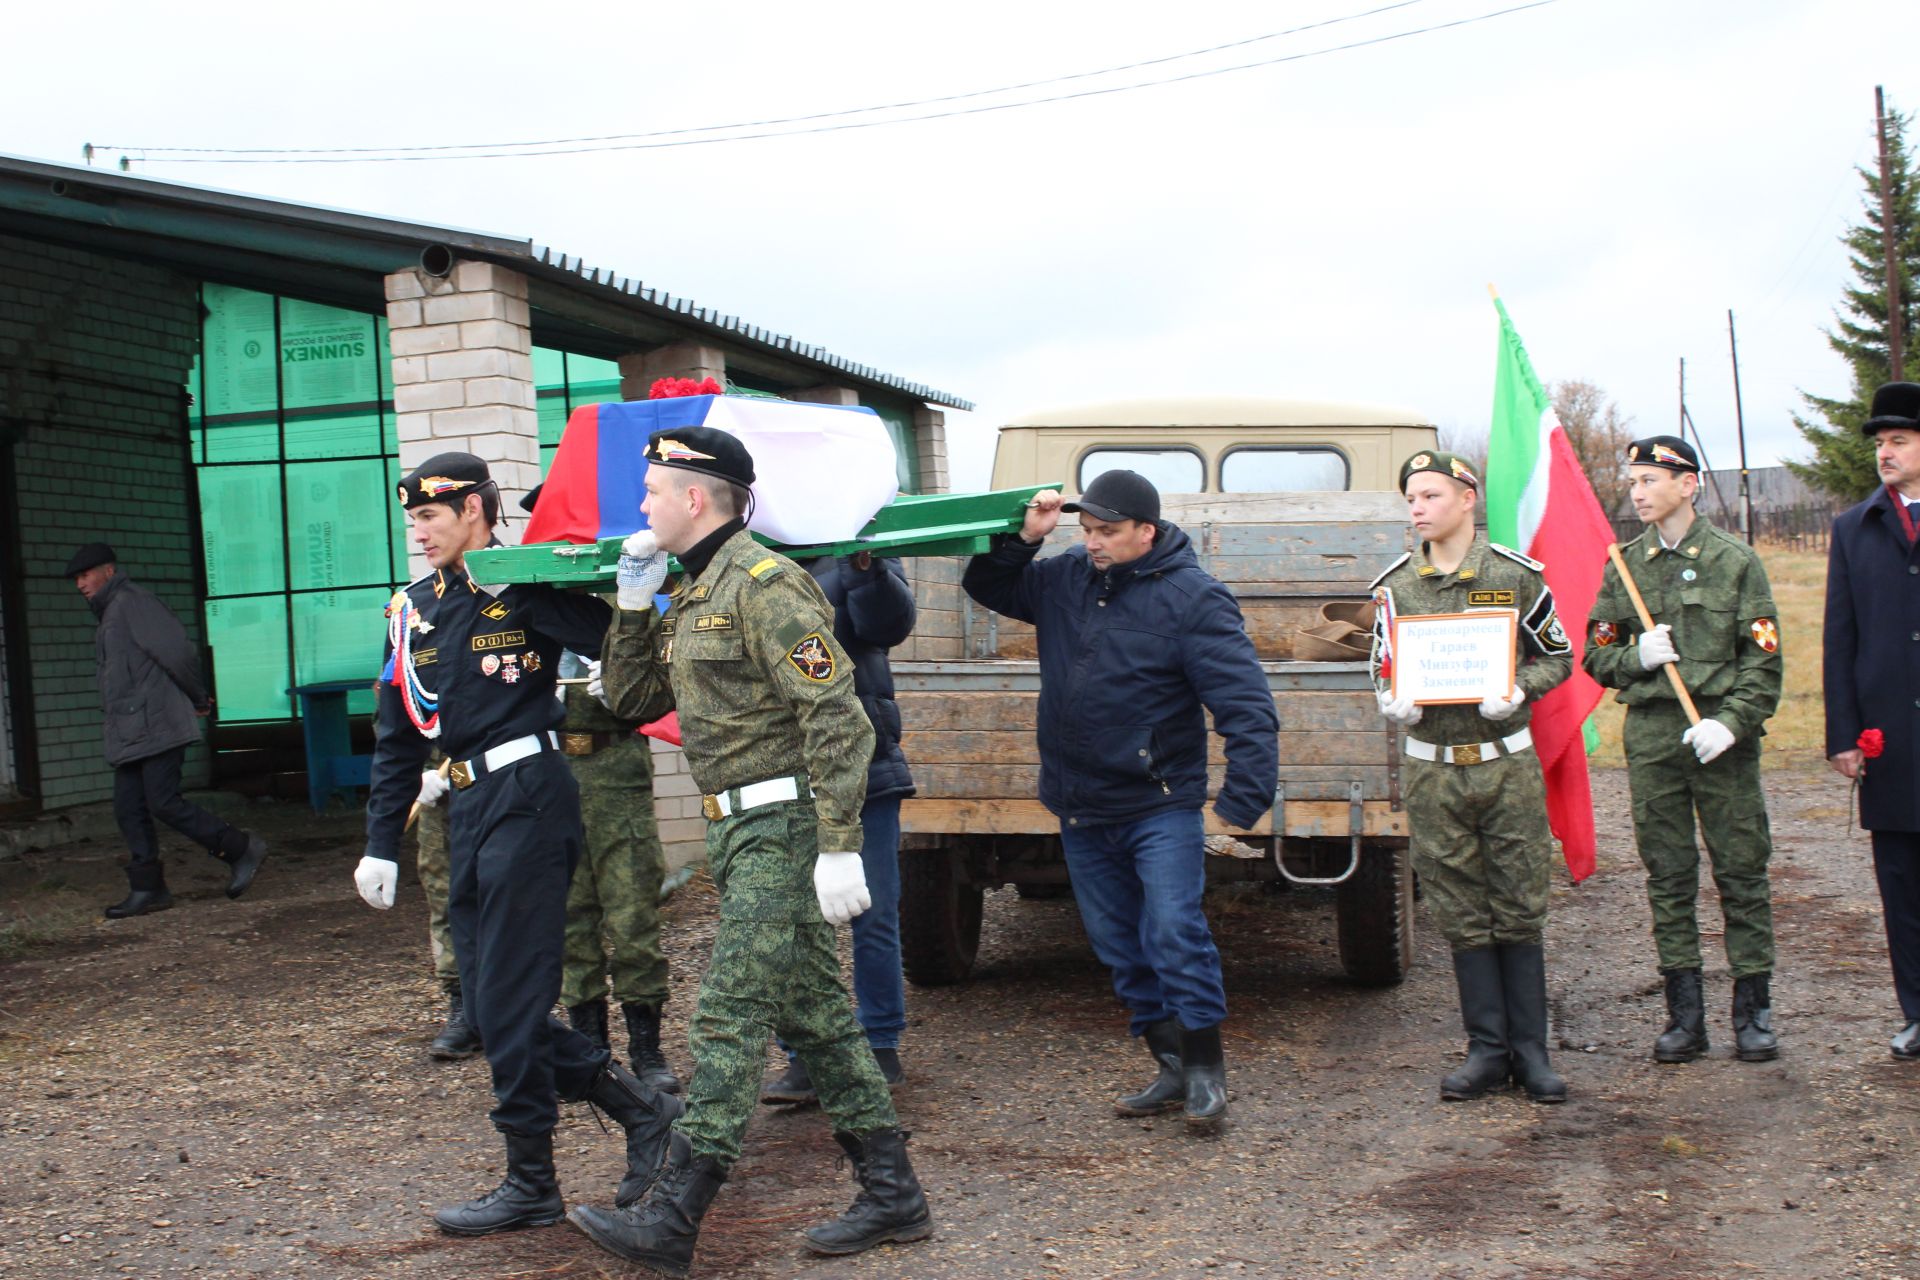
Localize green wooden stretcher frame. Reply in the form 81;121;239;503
463;482;1061;585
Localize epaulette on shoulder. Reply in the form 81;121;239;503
1489;542;1544;571
745;554;786;584
1368;551;1412;591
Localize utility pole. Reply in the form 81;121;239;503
1727;310;1755;545
1879;86;1905;380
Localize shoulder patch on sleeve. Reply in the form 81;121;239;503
1368;551;1412;591
1522;584;1571;655
1489;542;1544;571
786;632;837;682
747;557;784;582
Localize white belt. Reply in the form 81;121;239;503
450;731;559;789
1404;727;1532;766
703;775;808;820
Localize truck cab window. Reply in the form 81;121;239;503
1220;448;1348;493
1078;448;1205;494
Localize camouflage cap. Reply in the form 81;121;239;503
1399;450;1480;493
397;452;496;510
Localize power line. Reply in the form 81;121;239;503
102;0;1435;158
112;0;1562;166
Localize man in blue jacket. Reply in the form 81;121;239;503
963;470;1279;1129
1825;381;1920;1061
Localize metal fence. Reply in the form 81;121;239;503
1608;503;1847;554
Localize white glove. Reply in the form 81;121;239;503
1377;688;1423;727
617;530;669;610
1681;717;1736;765
416;768;448;808
814;851;871;925
1479;684;1527;721
1638;623;1678;671
354;855;397;910
585;658;615;710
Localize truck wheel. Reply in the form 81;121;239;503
901;845;984;987
1336;841;1415;987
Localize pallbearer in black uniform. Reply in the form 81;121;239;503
355;452;682;1235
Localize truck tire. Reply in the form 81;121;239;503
1335;840;1415;987
901;845;984;987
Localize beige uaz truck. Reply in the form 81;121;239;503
890;396;1439;988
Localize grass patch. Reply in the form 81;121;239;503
1584;543;1826;771
0;888;97;959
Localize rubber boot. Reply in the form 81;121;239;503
221;830;268;900
433;1128;564;1236
582;1060;686;1208
429;986;481;1060
568;998;612;1058
623;1003;682;1095
1732;973;1779;1062
803;1129;934;1256
568;1130;727;1277
872;1046;906;1087
1654;968;1709;1063
761;1055;818;1106
1440;948;1510;1101
1180;1024;1228;1130
106;863;173;918
1499;943;1567;1104
1114;1019;1184;1116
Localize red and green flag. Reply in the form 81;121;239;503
1482;294;1611;883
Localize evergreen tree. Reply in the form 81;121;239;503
1788;102;1919;501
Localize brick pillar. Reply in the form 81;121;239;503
617;342;727;401
385;261;539;568
913;407;950;494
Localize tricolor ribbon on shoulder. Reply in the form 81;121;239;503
384;592;441;739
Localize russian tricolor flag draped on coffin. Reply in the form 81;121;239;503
521;395;902;548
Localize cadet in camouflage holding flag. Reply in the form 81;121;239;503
1373;450;1574;1105
572;424;930;1275
1584;435;1783;1065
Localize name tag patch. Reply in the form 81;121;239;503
1468;590;1515;606
692;613;735;632
473;630;528;652
412;647;438;666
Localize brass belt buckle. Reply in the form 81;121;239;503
563;732;594;757
449;760;476;789
1451;743;1483;766
701;794;724;822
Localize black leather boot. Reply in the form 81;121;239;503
1440;948;1510;1100
803;1129;934;1256
568;1130;727;1277
433;1128;564;1235
579;1060;685;1208
221;831;268;900
623;1003;682;1095
1732;973;1779;1062
872;1046;905;1087
1114;1019;1184;1116
1180;1024;1228;1130
1654;968;1709;1063
761;1056;817;1106
1499;943;1567;1104
106;864;172;918
429;986;481;1060
568;998;612;1057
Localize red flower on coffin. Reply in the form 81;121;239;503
649;376;723;400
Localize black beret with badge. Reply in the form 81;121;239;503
1398;450;1481;493
1862;382;1920;437
397;451;496;510
644;425;756;488
1625;435;1700;473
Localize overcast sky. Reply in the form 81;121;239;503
7;0;1914;491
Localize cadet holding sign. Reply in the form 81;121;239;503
1371;451;1574;1104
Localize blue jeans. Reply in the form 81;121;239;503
785;794;905;1056
1058;808;1225;1036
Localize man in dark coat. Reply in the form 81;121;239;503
1825;381;1920;1061
763;551;918;1103
963;469;1279;1129
68;542;267;918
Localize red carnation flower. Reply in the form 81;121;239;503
1859;729;1885;759
648;376;723;400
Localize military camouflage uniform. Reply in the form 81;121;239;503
558;675;669;1010
1584;515;1782;977
601;527;893;1166
1371;536;1574;949
414;751;458;992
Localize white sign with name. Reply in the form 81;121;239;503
1390;610;1518;705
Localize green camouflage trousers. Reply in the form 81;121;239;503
414;798;459;991
561;737;670;1009
1624;702;1775;977
676;798;895;1165
1404;749;1553;951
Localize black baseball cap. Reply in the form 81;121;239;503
1061;470;1160;524
644;425;756;488
65;542;116;575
